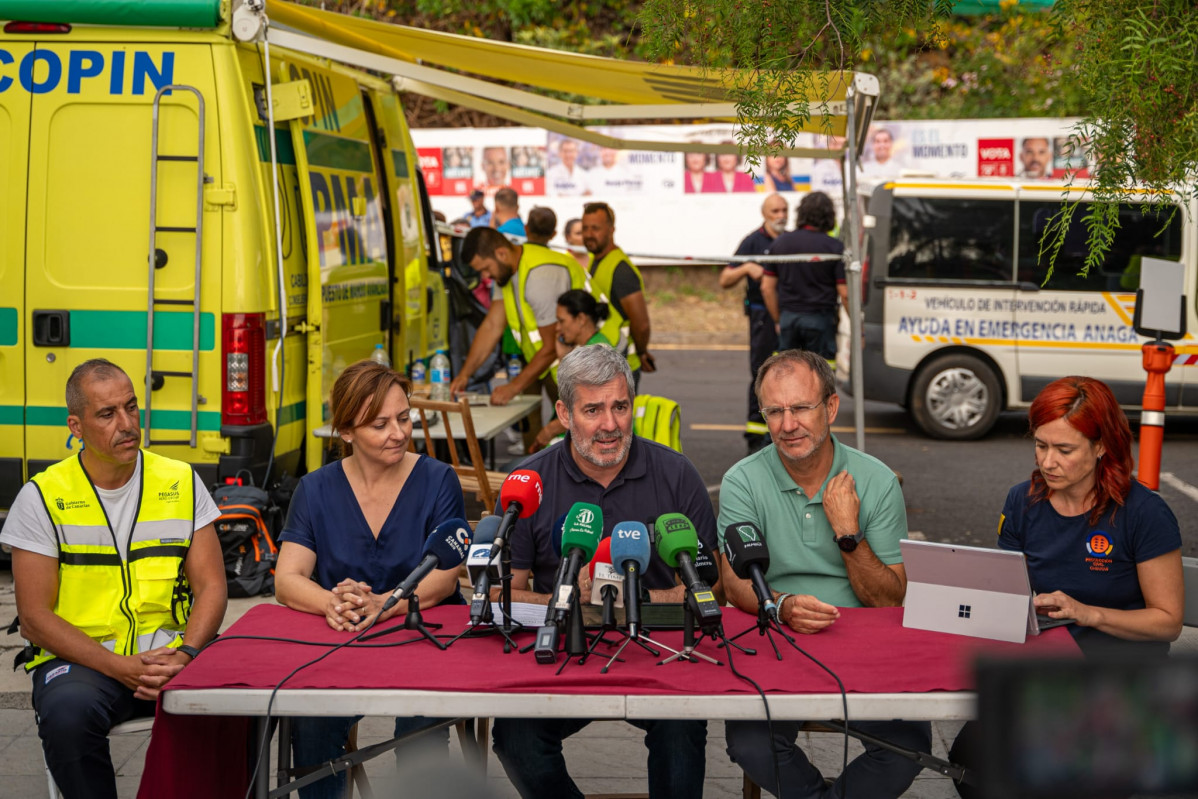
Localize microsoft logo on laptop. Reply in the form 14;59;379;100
958;604;972;619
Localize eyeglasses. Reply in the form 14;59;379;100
759;401;825;422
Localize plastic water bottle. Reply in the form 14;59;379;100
507;354;521;382
409;358;427;390
370;343;391;368
430;349;451;401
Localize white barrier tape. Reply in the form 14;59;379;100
434;221;844;265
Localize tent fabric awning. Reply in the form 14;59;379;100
263;0;868;137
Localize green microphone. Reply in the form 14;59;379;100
655;513;722;625
551;502;603;624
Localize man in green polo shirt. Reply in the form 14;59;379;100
716;349;930;798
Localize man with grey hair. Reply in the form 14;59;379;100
717;349;929;798
1;359;227;797
491;344;718;799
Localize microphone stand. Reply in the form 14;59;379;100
578;586;627;666
444;584;521;651
658;596;721;666
496;535;524;652
450;541;526;652
359;595;445;650
721;604;792;660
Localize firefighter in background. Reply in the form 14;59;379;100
721;193;787;453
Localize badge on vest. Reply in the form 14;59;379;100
53;497;88;512
157;480;181;502
44;664;71;684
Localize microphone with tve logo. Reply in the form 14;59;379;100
610;522;650;637
382;518;471;612
723;521;777;622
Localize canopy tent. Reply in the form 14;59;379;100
250;0;877;450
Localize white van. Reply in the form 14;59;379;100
853;179;1195;439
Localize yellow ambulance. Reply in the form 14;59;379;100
0;0;450;514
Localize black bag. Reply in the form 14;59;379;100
211;482;278;598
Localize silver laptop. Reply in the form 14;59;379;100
900;539;1070;644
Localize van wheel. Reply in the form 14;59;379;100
910;355;1001;440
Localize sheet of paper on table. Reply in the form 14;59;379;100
474;602;547;628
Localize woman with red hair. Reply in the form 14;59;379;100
999;375;1184;656
950;377;1185;799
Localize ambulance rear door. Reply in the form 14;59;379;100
0;41;32;510
282;60;390;472
24;40;223;475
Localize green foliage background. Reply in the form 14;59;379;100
308;0;1086;127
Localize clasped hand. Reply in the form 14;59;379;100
115;646;190;700
326;578;393;632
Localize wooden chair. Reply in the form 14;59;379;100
409;396;506;510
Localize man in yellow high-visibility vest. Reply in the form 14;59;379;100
1;359;227;797
451;227;589;407
581;201;656;387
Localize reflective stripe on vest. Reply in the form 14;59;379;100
502;246;590;378
27;450;196;670
588;247;644;371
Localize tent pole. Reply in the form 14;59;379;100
844;85;866;453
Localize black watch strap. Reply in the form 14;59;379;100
836;531;864;552
177;644;201;660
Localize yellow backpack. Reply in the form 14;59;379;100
633;394;682;453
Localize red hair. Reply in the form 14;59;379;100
1027;376;1133;526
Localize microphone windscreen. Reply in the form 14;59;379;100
550;512;568;557
500;470;543;519
425;517;471;567
588;536;613;579
472;514;502;546
654;513;698;569
609;522;651;576
723;522;770;580
561;502;603;562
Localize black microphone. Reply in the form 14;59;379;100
534;513;570;664
468;515;502;626
382;518;471;612
723;521;778;622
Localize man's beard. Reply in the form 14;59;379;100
571;425;631;469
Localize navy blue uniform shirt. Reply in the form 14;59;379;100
763;228;845;314
504;435;719;594
281;456;467;603
998;479;1180;657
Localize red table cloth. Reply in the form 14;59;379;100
139;603;1079;797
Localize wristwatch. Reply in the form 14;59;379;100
836;530;864;553
177;644;202;660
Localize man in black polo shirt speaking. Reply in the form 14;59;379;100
761;191;845;362
491;344;720;799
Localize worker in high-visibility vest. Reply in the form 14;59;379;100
452;226;590;407
1;359;226;796
581;202;656;386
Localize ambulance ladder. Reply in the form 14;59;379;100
144;85;207;449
